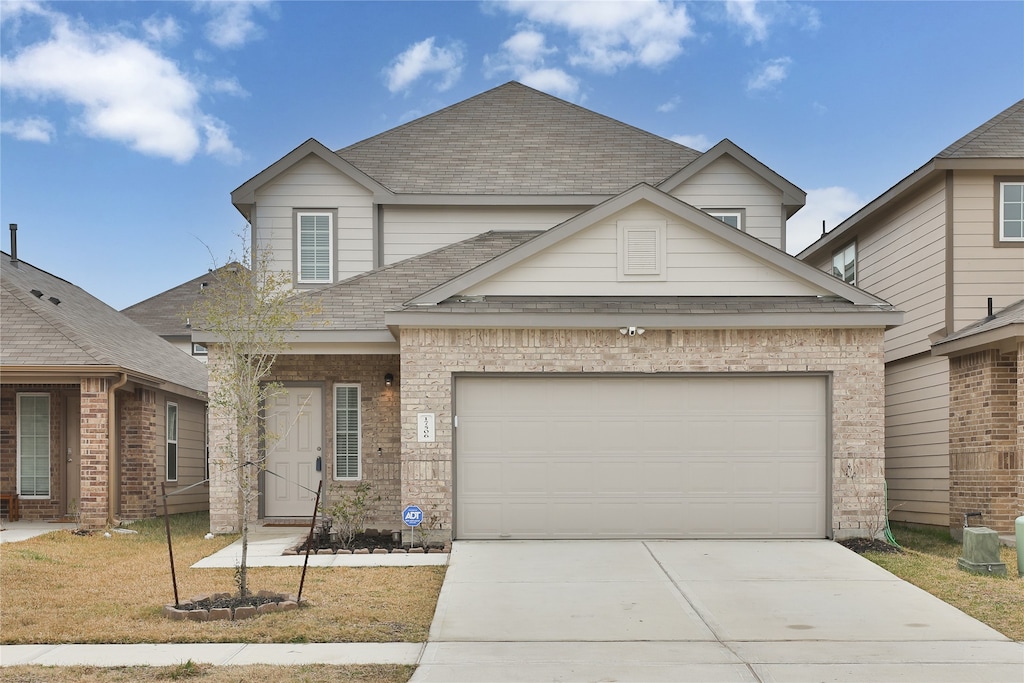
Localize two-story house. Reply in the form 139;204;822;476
203;82;902;542
799;99;1024;538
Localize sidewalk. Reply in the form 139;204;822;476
0;523;446;669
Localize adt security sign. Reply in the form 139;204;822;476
403;505;424;528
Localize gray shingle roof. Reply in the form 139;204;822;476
935;298;1024;345
937;98;1024;159
336;82;701;195
122;264;244;338
293;231;542;330
1;254;208;394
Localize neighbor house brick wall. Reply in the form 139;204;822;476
400;327;888;541
79;377;111;528
948;348;1022;538
120;387;158;520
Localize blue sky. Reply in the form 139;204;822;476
2;0;1022;310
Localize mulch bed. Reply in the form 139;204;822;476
839;537;903;554
296;528;446;554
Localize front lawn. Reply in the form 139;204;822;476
0;513;445;645
861;524;1023;641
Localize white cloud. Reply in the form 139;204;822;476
725;0;769;44
385;37;464;93
499;0;693;73
0;5;241;163
671;133;711;151
1;116;56;142
142;15;181;44
485;29;579;100
657;96;680;113
196;0;270;50
747;56;792;92
786;186;866;254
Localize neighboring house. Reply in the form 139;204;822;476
1;249;209;528
203;82;902;541
121;264;245;363
799;99;1024;538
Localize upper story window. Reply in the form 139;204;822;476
707;210;743;230
832;241;856;286
999;181;1024;242
296;212;333;284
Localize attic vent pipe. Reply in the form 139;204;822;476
9;224;17;266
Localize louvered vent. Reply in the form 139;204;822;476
624;228;659;274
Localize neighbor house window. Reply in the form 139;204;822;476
1000;181;1024;241
166;403;178;482
708;211;742;230
191;342;208;357
297;212;333;283
334;384;361;480
17;393;50;497
832;241;857;286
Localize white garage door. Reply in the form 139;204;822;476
455;375;828;540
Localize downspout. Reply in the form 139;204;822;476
107;373;128;525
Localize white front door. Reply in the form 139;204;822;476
265;386;322;517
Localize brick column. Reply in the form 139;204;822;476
948;349;1020;537
79;377;110;529
120;388;157;519
207;343;242;533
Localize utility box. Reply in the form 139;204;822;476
957;527;1007;577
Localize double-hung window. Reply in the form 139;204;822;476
334;385;361;480
832;241;857;286
166;403;178;482
999;181;1024;242
297;212;333;284
17;393;50;497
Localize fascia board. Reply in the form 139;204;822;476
192;329;396;344
0;365;201;396
385;309;904;330
230;139;393;215
658;139;806;207
405;183;891;307
931;322;1024;357
382;194;608;206
798;161;941;261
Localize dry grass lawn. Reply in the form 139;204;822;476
0;663;413;683
863;524;1024;641
0;513;445;644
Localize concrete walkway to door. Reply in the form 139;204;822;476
412;540;1024;682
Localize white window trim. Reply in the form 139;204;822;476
831;241;857;286
999;181;1024;242
617;220;667;281
191;342;208;356
333;384;362;481
706;210;743;231
166;402;178;482
296;211;334;284
17;393;50;499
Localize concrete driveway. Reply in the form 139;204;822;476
412;540;1023;682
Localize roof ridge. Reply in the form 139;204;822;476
937;97;1024;158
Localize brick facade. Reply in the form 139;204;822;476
208;349;401;533
399;326;889;541
948;345;1023;537
120;388;158;519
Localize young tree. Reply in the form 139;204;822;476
191;236;314;596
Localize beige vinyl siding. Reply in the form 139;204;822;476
951;171;1024;329
157;392;208;515
253;155;374;286
382;205;584;264
884;354;949;527
853;178;947;361
670;156;785;249
468;202;825;297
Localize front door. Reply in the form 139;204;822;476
65;394;81;517
264;386;322;517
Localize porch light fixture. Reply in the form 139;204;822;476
619;326;645;337
384;373;394;387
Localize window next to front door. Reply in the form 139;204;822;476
334;384;361;480
17;393;50;498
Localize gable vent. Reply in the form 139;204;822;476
618;220;666;280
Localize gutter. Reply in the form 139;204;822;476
107;372;128;525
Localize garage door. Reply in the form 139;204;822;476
455;375;827;539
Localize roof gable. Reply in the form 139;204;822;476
938;98;1024;159
122;264;244;338
1;254;208;393
335;82;701;196
409;184;889;307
